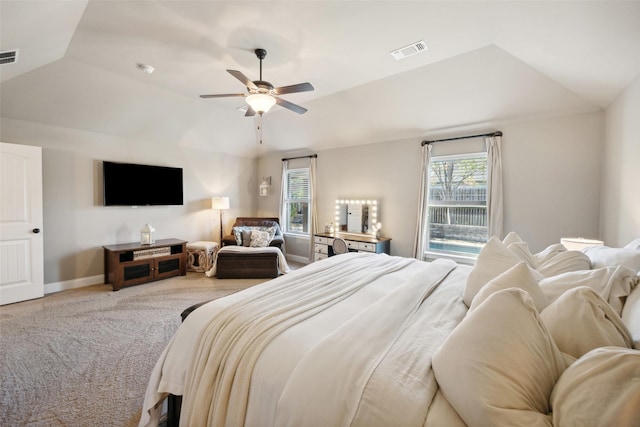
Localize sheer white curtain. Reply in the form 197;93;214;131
279;160;289;255
308;156;318;260
486;135;503;239
413;143;432;259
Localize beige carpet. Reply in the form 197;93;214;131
0;273;267;426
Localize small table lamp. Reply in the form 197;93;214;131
211;196;230;243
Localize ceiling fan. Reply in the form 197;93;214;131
200;48;314;116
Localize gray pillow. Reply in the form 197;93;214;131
242;230;252;247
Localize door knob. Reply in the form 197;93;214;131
33;228;41;234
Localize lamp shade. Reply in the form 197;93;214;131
246;93;276;114
211;196;230;210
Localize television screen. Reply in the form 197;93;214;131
103;161;183;206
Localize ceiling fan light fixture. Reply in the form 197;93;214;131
246;93;276;114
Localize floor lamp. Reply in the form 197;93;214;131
211;196;230;243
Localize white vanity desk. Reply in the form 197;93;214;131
313;232;391;261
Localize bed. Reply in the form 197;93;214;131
140;234;640;427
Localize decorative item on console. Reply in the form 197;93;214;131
140;223;156;245
335;199;378;235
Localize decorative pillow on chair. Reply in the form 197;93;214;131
232;226;250;245
433;288;567;426
550;347;640;427
540;286;633;359
241;230;252;247
249;229;272;247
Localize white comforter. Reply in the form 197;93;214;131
140;253;470;427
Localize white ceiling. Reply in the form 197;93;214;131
2;1;640;158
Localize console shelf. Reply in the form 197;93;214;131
103;238;187;291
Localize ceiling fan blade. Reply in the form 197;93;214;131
275;97;308;114
273;82;314;95
245;106;256;117
227;70;258;90
200;93;246;98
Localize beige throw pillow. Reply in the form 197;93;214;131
463;237;536;307
433;288;567;427
469;262;549;313
551;347;640;427
540;287;633;359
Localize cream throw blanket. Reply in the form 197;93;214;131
180;255;464;427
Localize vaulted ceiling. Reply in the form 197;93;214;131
2;1;640;158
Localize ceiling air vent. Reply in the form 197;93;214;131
0;49;19;65
390;41;427;61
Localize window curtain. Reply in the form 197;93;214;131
486;135;503;239
308;156;318;260
413;143;432;259
279;160;289;255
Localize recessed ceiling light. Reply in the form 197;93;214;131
390;40;428;61
137;63;154;74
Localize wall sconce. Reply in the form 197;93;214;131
259;176;272;196
140;223;156;245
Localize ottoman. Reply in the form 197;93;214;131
216;250;279;279
186;241;218;272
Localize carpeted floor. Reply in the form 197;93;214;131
0;272;269;426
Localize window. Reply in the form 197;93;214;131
282;167;310;234
427;152;488;256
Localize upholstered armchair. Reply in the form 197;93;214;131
221;217;284;249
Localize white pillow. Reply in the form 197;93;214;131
624;238;640;250
535;250;591;277
583;245;640;272
502;231;523;246
469;262;549;312
539;265;638;315
621;284;640;349
550;347;640;427
533;243;567;266
463;237;540;307
433;288;567;427
540;287;633;359
507;242;538;268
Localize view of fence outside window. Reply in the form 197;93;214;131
428;152;488;255
283;167;310;234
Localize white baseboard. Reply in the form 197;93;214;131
286;254;311;265
44;274;105;294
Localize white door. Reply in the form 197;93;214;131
0;142;44;305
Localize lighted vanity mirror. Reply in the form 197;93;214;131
334;199;380;236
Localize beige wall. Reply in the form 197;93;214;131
259;111;605;260
601;74;640;247
1;105;616;283
1;118;257;286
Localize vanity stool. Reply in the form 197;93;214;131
186;241;218;273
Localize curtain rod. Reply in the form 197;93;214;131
281;154;318;161
421;131;502;146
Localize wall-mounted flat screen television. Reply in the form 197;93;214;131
103;161;183;206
